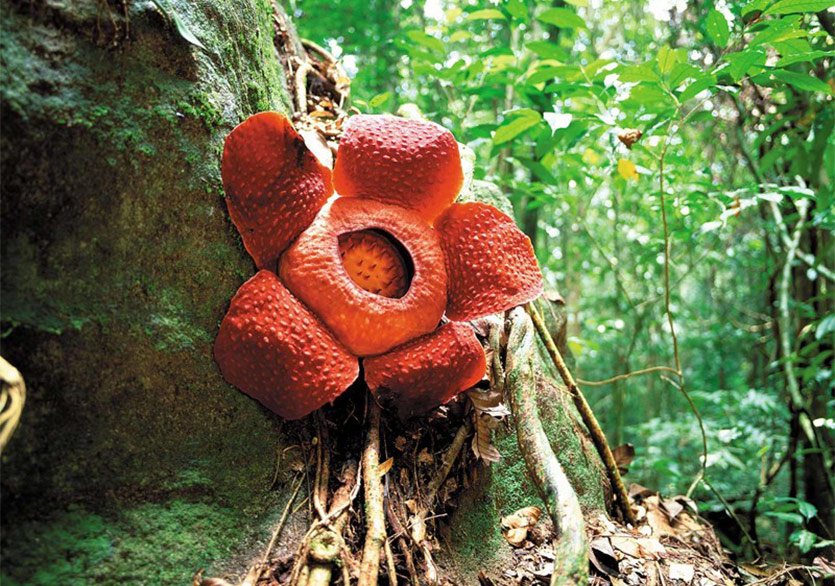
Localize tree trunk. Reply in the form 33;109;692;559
0;1;610;583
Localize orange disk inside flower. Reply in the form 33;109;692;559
279;197;448;357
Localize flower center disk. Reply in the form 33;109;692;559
338;230;410;298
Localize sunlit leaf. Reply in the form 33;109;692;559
657;45;684;74
775;50;835;66
369;92;391;108
526;41;569;60
467;8;506;20
506;0;528;21
617;159;639;181
618;62;661;83
817;315;835;341
750;16;804;46
764;0;835;15
538;7;587;28
705;9;730;47
406;30;444;54
773;69;834;94
725;48;766;82
493;109;542;144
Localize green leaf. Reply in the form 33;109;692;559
816;314;835;341
776;50;835;67
506;0;528;20
669;63;702;87
493;110;542;144
773;69;834;94
629;82;675;107
449;30;471;43
526;41;568;60
773;38;814;55
467;8;506;20
564;0;589;5
764;0;835;15
705;9;730;47
369;92;391;108
538;7;587;28
742;0;771;16
679;76;716;101
790;530;819;553
618;62;661;83
406;30;444;54
750;16;803;46
657;45;685;74
726;48;766;82
765;511;805;524
797;500;818;521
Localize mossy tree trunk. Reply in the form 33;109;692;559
0;1;611;584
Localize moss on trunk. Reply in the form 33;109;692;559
0;0;302;583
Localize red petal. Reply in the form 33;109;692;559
214;271;358;420
436;202;543;321
221;112;333;268
365;323;486;417
333;115;463;222
279;197;447;357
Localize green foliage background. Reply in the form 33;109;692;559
293;0;834;561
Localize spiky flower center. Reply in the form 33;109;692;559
339;230;410;298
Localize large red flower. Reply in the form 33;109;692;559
215;112;542;419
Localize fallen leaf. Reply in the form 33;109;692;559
378;457;393;476
610;535;641;558
589;537;619;577
472;412;502;463
635;537;666;558
298;128;333;169
613;443;636;473
669;563;695;584
628;484;655;501
501;506;541;547
660;497;684;521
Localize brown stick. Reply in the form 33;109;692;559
525;303;636;525
384;539;398;586
386;497;420;586
358;397;386;586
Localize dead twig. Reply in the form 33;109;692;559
525;303;636;526
386;496;420;586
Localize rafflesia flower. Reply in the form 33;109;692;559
214;112;543;420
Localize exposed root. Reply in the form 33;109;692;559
358;397;386;586
506;308;588;586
